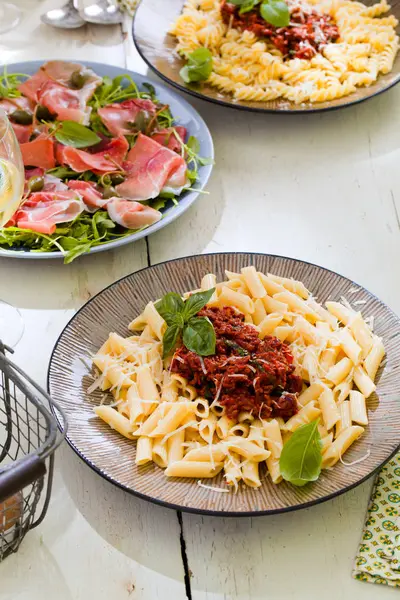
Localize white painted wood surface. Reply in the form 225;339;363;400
1;1;400;598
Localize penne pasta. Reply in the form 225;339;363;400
322;426;364;468
318;387;341;431
364;335;385;380
92;266;384;491
349;390;368;426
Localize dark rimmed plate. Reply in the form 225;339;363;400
0;60;213;260
133;0;400;114
48;253;400;516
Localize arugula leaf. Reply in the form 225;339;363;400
183;317;216;356
182;288;215;321
46;166;79;179
260;0;290;27
0;67;29;99
187;136;200;155
54;121;101;148
64;242;94;264
279;420;322;486
163;324;181;358
180;48;213;83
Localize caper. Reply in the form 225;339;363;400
36;105;55;122
10;109;33;125
28;175;44;193
110;173;125;186
69;70;87;90
102;186;117;199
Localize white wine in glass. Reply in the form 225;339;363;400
0;110;25;348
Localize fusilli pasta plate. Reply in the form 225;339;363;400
133;0;400;111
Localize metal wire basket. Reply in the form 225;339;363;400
0;343;67;561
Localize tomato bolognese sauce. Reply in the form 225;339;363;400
170;306;302;420
221;1;339;60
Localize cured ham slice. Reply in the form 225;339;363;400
15;190;85;234
161;162;189;195
20;135;56;170
115;133;187;201
151;126;187;153
67;180;108;209
39;82;90;125
19;61;102;104
11;123;32;144
0;95;35;115
106;198;161;229
98;98;157;137
57;135;128;174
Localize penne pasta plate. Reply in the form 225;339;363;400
90;265;386;492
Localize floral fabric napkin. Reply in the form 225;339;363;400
353;452;400;587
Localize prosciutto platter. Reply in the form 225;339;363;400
0;61;213;262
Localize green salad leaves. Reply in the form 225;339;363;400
180;48;213;84
279;419;323;486
229;0;290;27
155;288;216;357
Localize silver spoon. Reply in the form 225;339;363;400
81;0;124;25
40;0;85;29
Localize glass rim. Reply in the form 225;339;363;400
0;108;10;144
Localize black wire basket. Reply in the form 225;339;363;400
0;343;67;561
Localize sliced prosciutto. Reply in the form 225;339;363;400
11;123;32;144
15;190;85;234
106;198;161;229
115;133;188;201
67;180;108;210
0;95;35;116
20;135;56;170
39;82;90;125
19;61;102;104
57;135;129;174
151;126;187;153
98;98;157;137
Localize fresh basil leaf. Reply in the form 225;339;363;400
179;48;213;83
260;0;290;27
55;121;101;149
240;0;261;14
279;420;322;486
163;324;181;358
183;317;216;356
187;136;200;155
155;292;185;324
182;288;215;321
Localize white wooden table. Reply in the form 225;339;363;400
1;1;400;598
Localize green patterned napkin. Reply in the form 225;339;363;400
353;452;400;587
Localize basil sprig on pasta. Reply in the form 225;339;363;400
179;48;213;83
230;0;290;27
155;288;216;357
279;420;323;486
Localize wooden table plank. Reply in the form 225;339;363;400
0;4;187;599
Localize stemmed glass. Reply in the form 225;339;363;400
0;3;22;34
0;111;25;348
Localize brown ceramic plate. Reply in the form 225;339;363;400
132;0;400;113
48;253;400;516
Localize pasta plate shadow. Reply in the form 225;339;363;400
48;253;400;516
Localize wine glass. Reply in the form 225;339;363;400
0;3;22;34
0;111;25;348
